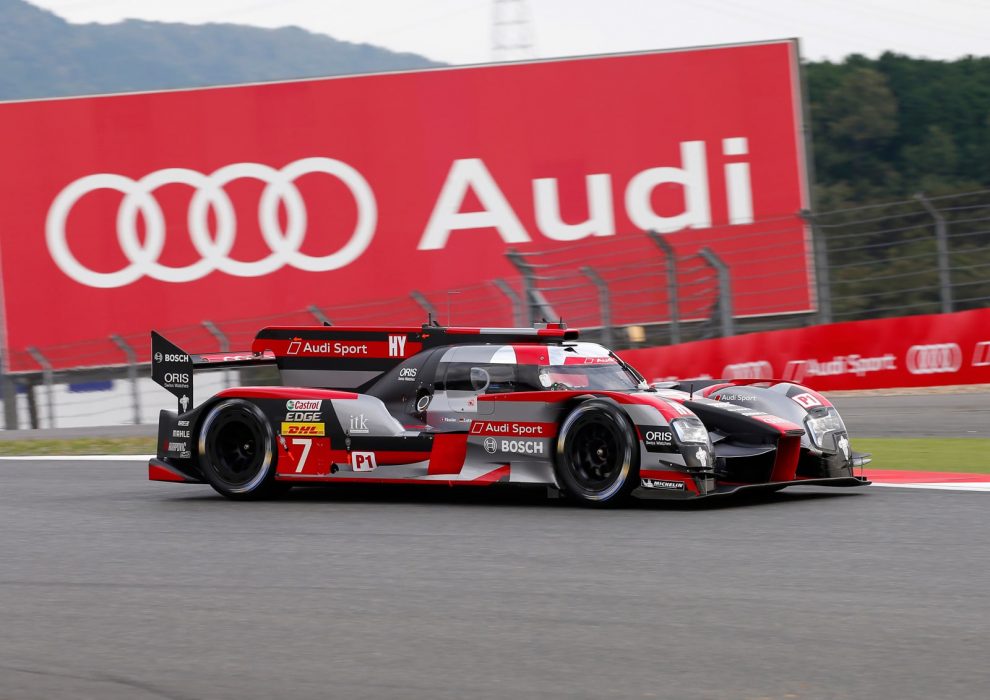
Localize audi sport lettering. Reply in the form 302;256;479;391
281;423;326;436
286;400;322;411
470;421;554;437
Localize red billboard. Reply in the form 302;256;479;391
0;39;811;371
621;308;990;391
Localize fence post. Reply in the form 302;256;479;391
492;279;525;328
308;304;331;325
505;249;559;324
803;210;833;324
1;359;17;430
202;321;231;389
409;291;437;322
915;193;953;314
111;335;141;425
26;346;55;429
505;249;536;325
646;230;681;345
697;247;734;337
581;266;613;348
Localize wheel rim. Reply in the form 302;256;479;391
212;418;262;485
565;413;625;492
200;403;272;492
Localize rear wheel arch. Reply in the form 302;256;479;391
197;397;284;499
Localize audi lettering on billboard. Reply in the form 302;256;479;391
0;40;811;371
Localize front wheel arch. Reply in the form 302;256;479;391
554;398;639;506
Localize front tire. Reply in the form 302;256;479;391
554;399;639;506
198;399;284;500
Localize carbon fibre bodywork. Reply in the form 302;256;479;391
149;325;869;501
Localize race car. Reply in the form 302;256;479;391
149;323;869;505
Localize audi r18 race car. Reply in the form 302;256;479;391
149;323;869;505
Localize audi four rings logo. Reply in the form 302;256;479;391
906;343;962;375
45;158;377;288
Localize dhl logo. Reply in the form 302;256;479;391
281;422;326;436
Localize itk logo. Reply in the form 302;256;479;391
388;335;407;357
350;452;377;472
348;414;369;434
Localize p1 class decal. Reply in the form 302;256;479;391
792;392;822;409
350;452;378;472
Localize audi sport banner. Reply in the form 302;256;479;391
620;307;990;391
0;40;810;371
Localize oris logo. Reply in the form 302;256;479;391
906;343;962;375
722;361;772;380
398;367;418;381
46;158;377;288
163;372;189;384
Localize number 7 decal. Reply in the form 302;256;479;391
292;438;313;473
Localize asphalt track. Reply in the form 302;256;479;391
0;459;987;700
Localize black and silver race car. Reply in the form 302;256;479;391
149;323;869;505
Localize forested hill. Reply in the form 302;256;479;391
807;53;990;207
1;0;988;206
0;0;439;100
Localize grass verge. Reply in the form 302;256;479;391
855;438;990;473
0;437;156;456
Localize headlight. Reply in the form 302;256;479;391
671;416;709;444
804;408;846;448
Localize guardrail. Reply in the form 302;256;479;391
2;189;988;429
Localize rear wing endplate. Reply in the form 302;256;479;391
151;331;276;412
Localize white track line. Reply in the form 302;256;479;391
0;455;153;461
871;482;990;492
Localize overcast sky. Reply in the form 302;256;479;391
29;0;990;65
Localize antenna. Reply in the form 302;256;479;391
492;0;535;62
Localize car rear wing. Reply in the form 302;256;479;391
151;331;276;412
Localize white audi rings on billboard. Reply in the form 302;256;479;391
722;361;773;380
905;343;962;375
45;158;377;288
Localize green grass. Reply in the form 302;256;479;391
0;437;156;456
0;436;987;474
856;438;990;473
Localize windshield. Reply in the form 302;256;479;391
539;363;642;391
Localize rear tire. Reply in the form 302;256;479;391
198;399;285;500
554;399;639;506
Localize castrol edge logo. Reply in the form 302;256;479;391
46;139;755;288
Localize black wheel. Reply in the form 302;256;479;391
198;399;285;500
554;399;639;506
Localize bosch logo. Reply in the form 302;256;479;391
46;158;377;288
906;343;962;375
722;361;772;380
159;353;189;363
483;437;497;454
